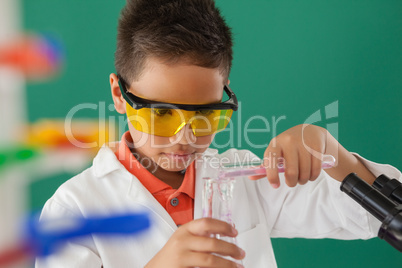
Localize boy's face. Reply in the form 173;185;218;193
111;58;227;172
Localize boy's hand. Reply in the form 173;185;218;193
145;218;245;268
250;124;375;187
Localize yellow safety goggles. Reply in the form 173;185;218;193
118;75;238;137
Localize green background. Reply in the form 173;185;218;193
23;0;402;267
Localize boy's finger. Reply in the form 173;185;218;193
263;149;282;188
298;149;311;185
309;153;322;181
182;251;243;268
188;236;245;260
283;149;299;187
186;218;238;238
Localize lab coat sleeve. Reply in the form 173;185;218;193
262;153;402;240
35;199;102;268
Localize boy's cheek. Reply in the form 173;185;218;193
193;134;215;150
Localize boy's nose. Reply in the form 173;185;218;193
169;124;196;145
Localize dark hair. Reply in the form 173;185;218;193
115;0;233;84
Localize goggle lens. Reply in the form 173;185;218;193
126;103;233;137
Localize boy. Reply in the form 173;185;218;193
36;0;401;267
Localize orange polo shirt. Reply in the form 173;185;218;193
115;132;195;226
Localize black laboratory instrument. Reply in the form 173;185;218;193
340;173;402;252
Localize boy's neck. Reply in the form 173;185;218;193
152;165;185;189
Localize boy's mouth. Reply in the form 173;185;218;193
162;152;194;161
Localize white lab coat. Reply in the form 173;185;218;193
35;144;402;268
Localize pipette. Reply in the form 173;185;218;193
219;154;336;179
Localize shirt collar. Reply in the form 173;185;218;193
177;161;195;199
115;131;195;197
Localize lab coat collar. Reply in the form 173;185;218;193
92;143;123;178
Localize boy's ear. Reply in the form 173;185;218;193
110;73;126;114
